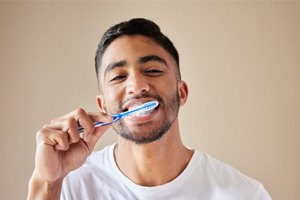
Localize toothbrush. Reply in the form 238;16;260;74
78;100;159;133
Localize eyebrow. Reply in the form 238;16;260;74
104;60;127;77
138;55;168;66
104;55;168;78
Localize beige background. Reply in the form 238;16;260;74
0;1;299;199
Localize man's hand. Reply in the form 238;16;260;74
27;108;112;200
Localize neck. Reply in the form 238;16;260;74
114;120;193;186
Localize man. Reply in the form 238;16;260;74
27;18;271;199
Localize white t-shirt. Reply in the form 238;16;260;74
61;144;272;200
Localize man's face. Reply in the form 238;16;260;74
98;35;187;144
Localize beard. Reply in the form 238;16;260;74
112;88;180;144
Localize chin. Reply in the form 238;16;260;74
113;119;173;145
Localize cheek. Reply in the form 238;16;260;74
157;78;177;95
103;86;124;113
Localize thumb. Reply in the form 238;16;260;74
85;124;112;151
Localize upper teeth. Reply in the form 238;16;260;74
127;104;155;116
128;105;141;111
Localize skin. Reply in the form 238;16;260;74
27;35;193;199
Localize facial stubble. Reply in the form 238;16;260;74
112;89;180;144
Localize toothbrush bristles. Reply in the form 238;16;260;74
78;101;159;133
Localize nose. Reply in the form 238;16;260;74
126;72;150;95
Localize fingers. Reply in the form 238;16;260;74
38;108;113;150
66;118;80;144
72;108;95;141
85;121;112;150
88;112;113;122
37;128;70;151
83;112;113;149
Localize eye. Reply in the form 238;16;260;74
145;69;163;76
110;75;126;82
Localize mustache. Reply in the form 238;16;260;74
118;94;163;111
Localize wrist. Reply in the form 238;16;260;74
27;171;64;200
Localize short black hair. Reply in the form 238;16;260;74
95;18;180;85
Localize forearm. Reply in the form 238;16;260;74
27;173;63;200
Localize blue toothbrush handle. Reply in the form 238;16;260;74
78;121;110;133
78;100;158;134
78;114;121;133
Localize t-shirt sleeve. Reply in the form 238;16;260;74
255;184;272;200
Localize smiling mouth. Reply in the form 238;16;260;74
121;102;160;118
122;100;159;111
131;105;159;116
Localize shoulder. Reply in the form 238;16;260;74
192;150;272;199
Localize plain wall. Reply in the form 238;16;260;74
0;1;299;199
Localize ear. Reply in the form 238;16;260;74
177;80;188;106
96;95;106;113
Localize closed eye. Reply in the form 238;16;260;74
110;75;126;82
145;69;163;76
